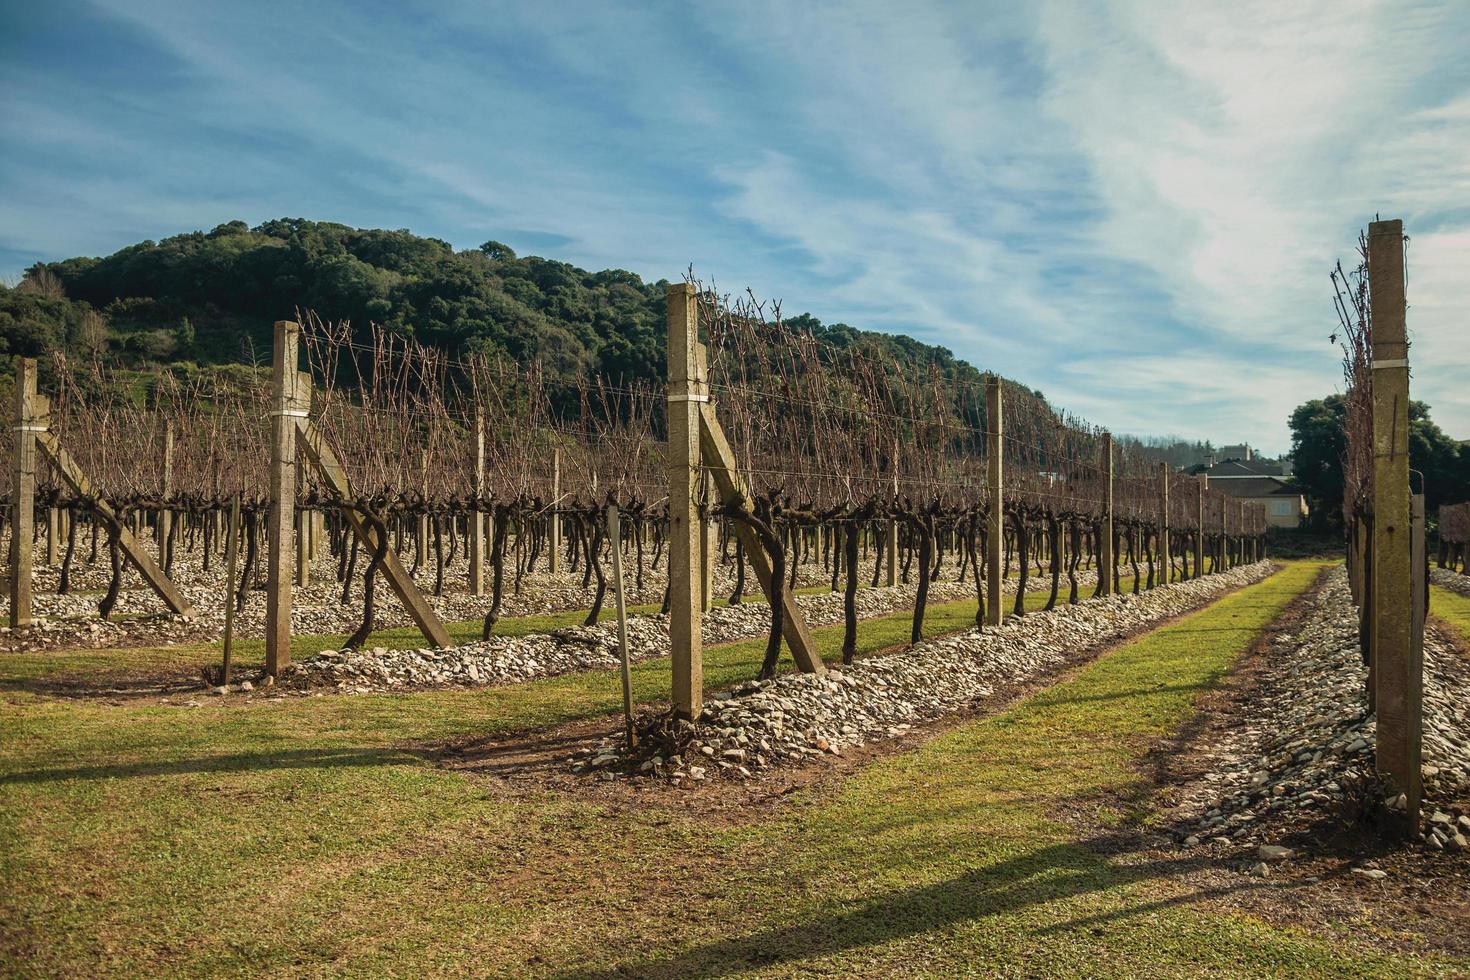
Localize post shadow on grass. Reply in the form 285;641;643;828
0;747;413;785
554;831;1277;980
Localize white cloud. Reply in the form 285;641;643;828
7;0;1469;451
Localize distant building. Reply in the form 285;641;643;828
1219;443;1253;462
1191;459;1307;529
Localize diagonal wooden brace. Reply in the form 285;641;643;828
697;401;823;675
294;416;451;648
35;429;195;617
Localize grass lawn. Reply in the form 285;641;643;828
8;561;1444;976
1431;583;1470;645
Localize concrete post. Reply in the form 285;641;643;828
667;283;705;719
985;377;1003;626
158;419;174;569
1368;218;1420;832
46;505;59;566
549;447;562;575
265;320;307;676
8;357;39;628
1159;463;1170;586
701;505;717;613
1195;475;1206;578
295;506;310;587
470;411;486;596
1099;432;1114;596
886;439;899;588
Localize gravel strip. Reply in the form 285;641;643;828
282;579;978;693
1;531;1088;651
574;561;1276;783
1433;567;1470;599
1174;566;1470;857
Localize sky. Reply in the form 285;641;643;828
3;0;1468;455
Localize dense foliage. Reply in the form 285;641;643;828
1288;394;1469;527
2;219;1012;404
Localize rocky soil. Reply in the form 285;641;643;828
574;561;1276;784
281;578;981;693
1171;566;1470;870
0;528;1103;652
1433;567;1470;599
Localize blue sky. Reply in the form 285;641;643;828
4;0;1469;454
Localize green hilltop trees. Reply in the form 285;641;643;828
2;219;1005;407
1289;394;1470;527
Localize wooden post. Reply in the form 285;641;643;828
549;447;562;575
1368;218;1420;832
1099;432;1114;596
220;493;241;685
1159;463;1170;586
265;320;307;676
985;377;1003;626
8;357;39;628
1195;476;1206;578
608;502;636;749
469;411;486;596
667;283;704;719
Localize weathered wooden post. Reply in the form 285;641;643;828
1158;462;1170;586
469;410;486;596
8;357;40;628
265;320;307;677
985;377;1004;626
1368;217;1421;833
667;283;705;719
1099;432;1114;596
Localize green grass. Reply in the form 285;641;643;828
1431;583;1470;645
9;561;1445;976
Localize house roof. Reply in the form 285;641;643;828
1210;476;1299;498
1194;459;1287;478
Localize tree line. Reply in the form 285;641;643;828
1;218;1017;408
1289;393;1470;527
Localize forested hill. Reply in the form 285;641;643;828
0;218;1014;398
